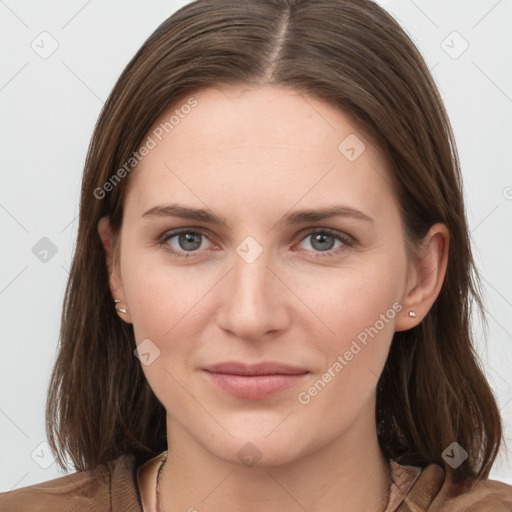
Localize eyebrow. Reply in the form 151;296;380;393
141;203;374;227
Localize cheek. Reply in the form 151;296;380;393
121;257;207;408
121;241;193;331
127;274;202;344
290;255;404;406
293;286;400;436
121;250;218;390
294;257;404;346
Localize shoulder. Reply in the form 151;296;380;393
0;454;142;512
399;463;512;511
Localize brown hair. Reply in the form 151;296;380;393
46;0;503;482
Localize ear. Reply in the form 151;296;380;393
394;223;449;331
97;216;133;324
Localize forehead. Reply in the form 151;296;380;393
124;84;397;221
144;83;376;157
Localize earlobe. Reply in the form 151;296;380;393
395;223;450;332
97;216;133;324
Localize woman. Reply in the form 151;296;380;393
1;0;511;510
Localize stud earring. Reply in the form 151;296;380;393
408;311;416;318
114;299;128;314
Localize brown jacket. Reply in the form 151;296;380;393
1;453;511;511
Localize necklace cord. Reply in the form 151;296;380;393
155;452;168;512
154;454;394;512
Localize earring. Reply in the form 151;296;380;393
114;299;128;314
408;311;416;318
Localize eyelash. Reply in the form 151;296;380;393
158;227;354;260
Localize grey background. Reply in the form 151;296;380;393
1;0;511;490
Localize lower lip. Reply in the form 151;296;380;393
203;371;309;400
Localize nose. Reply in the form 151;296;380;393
215;243;290;342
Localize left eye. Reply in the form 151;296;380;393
159;228;353;259
296;228;353;257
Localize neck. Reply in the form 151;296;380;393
157;411;391;512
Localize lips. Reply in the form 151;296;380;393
203;361;310;376
202;361;310;400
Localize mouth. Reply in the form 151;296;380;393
202;361;310;400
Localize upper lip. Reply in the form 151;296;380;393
203;361;309;376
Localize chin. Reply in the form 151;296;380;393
226;438;304;469
197;426;311;469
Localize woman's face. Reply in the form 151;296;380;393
107;84;416;466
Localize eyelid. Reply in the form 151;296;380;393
298;226;355;245
157;226;216;245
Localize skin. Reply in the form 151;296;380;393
98;84;449;512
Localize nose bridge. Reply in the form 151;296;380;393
233;238;271;294
231;236;275;312
216;235;287;339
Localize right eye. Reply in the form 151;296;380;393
159;228;215;258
